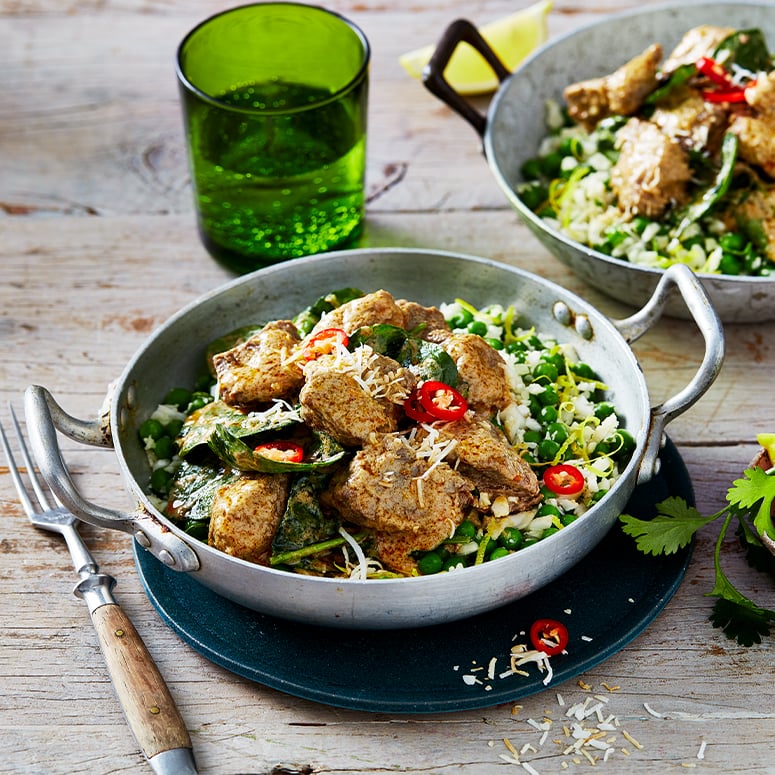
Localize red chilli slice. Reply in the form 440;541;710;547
417;381;468;422
530;618;569;656
254;440;304;463
543;464;585;497
302;328;349;361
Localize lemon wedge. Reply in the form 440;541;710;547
399;0;552;95
757;433;775;462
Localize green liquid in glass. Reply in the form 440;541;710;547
190;81;366;271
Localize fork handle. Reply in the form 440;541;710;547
89;602;198;774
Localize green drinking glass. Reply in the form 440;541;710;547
176;2;370;273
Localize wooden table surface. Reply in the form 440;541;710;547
2;1;774;773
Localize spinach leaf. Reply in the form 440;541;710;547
676;132;738;234
271;472;338;554
208;425;346;473
178;399;302;457
349;324;459;386
292;287;363;336
645;62;696;105
714;28;772;73
165;459;237;532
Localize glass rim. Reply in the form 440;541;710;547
175;1;370;115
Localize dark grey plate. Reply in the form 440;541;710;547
134;439;693;713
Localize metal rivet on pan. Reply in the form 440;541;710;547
575;314;593;340
552;301;571;326
126;385;137;409
134;531;151;548
158;550;176;567
118;406;128;431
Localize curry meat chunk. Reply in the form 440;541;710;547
442;333;512;413
564;44;662;130
213;320;303;408
396;299;451;340
208;473;291;565
323;432;474;574
611;118;692;218
430;416;541;509
722;187;775;262
661;25;735;73
299;348;416;447
745;71;775;118
650;87;729;155
729;114;775;179
310;289;406;336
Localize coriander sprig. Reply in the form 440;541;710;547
620;464;775;646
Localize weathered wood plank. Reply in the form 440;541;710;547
2;1;774;772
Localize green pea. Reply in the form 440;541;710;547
506;340;527;355
443;556;468;572
489;547;510;561
719;231;746;252
537;387;560;407
138;418;164;441
538;405;558;425
561;513;578;526
165;419;184;438
519;182;549;211
448;308;473;329
540;150;563;178
498;527;524;550
523;429;543;445
571;362;597;380
520;157;542;180
455;520;477;539
150;468;172;496
467;320;488;336
417;552;444;575
719;253;742;275
153;436;175;460
486;337;504;351
188;395;211;412
537;503;561;518
591;488;608;503
541;526;560;539
594;402;616;420
613;429;636;460
540;352;566;374
545;422;569;445
163;387;193;410
537;438;561;461
532;362;559;382
559;136;583;158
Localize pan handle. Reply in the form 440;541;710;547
24;385;200;572
422;18;511;137
612;264;725;484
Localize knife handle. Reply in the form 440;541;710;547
90;602;197;774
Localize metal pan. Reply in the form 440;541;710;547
25;248;723;628
423;2;775;322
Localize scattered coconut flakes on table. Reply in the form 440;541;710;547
487;681;659;772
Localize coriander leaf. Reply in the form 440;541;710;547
727;467;775;540
708;511;775;645
709;598;774;646
619;496;719;555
